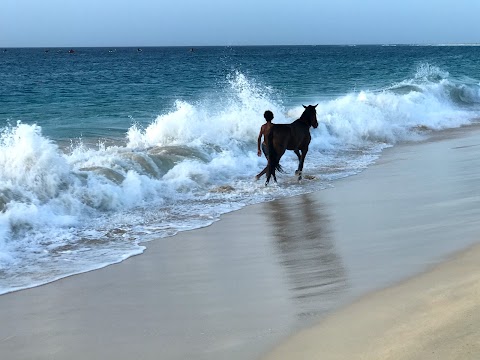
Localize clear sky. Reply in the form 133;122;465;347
1;0;479;47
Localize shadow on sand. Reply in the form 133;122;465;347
267;194;347;320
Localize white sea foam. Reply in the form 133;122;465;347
1;66;479;294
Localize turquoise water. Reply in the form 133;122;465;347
3;46;480;141
1;45;480;294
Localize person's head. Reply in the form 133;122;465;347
264;110;274;122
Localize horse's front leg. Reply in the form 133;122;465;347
294;149;302;176
297;148;308;181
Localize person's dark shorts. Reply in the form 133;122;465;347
261;143;269;158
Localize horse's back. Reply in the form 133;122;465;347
287;121;311;150
269;124;292;145
271;123;292;135
269;121;311;151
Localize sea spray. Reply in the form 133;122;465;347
315;64;478;147
126;73;284;150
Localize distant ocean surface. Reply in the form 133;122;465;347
1;45;480;294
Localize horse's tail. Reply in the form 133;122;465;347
267;127;283;175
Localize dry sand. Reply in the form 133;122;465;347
2;127;480;360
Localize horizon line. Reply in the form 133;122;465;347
2;42;480;49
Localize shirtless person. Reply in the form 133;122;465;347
255;110;274;180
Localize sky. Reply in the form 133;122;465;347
1;0;479;47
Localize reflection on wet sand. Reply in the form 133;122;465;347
268;194;347;319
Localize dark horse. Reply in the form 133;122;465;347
262;104;318;186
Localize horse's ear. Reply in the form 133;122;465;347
314;104;318;108
303;105;307;108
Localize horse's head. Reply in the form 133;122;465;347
302;104;318;128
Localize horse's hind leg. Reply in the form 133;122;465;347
256;166;268;181
265;166;271;186
265;170;278;186
265;164;278;186
265;171;277;186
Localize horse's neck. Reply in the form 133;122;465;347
295;118;310;127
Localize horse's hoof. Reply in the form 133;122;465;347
295;170;299;176
265;181;269;187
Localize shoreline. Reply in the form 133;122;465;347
2;126;480;359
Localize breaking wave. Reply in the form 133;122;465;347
1;64;479;294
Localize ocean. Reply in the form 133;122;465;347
1;45;480;295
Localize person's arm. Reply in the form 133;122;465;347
257;126;263;156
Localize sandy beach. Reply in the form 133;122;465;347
263;242;480;360
2;126;480;360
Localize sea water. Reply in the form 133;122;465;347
1;45;480;294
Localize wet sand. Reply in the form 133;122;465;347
263;243;480;360
2;127;480;359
